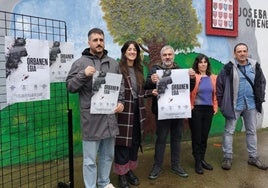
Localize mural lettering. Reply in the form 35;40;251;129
239;7;268;28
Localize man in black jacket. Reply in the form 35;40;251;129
216;43;267;171
145;45;196;180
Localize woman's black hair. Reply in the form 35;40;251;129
192;53;211;76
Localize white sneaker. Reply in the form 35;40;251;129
104;183;115;188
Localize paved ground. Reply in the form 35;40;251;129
74;128;268;188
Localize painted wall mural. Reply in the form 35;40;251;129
1;0;268;143
1;0;234;65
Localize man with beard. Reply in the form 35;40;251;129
66;28;124;188
145;45;196;180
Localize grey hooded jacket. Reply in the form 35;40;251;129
66;48;124;140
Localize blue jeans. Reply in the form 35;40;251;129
223;108;258;159
83;137;115;188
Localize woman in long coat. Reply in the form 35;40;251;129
114;41;150;188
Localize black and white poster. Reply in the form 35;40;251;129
5;36;50;105
49;41;74;83
90;71;122;114
157;69;191;120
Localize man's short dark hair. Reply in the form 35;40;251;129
88;28;104;38
234;43;248;52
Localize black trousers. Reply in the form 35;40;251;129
188;105;214;161
153;117;183;168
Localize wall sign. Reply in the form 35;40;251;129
206;0;238;37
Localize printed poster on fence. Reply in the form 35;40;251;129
156;69;191;120
5;36;50;105
49;41;74;83
90;71;122;114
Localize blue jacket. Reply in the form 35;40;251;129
216;58;266;119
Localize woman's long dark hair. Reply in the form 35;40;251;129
192;53;211;76
119;41;144;88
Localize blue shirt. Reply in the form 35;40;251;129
194;76;213;106
235;61;256;111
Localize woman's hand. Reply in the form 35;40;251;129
114;102;124;113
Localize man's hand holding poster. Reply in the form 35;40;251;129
90;71;122;114
156;69;191;120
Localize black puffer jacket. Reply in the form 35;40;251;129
253;62;266;112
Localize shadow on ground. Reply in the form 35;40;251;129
74;129;268;188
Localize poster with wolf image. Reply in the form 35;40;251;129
90;71;122;114
49;41;74;83
156;69;191;120
5;36;50;105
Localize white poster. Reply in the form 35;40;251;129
5;36;50;105
90;71;122;114
49;41;74;83
157;69;191;120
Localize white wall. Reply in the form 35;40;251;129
243;0;268;127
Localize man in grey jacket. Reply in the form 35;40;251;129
216;43;267;171
66;28;124;188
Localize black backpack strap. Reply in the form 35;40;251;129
237;65;254;91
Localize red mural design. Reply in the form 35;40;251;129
206;0;238;37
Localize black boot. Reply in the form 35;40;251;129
195;160;204;175
201;160;213;170
118;175;130;188
125;170;140;186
